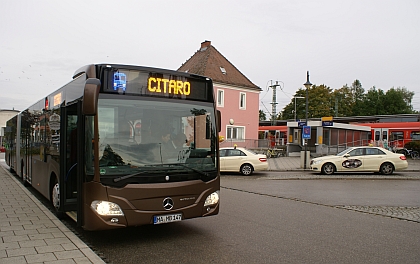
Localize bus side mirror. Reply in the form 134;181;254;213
217;110;221;132
82;78;101;116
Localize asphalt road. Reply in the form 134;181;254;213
66;172;420;264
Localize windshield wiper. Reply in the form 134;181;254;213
113;171;148;183
112;164;215;183
172;163;214;177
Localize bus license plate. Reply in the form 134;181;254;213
153;213;182;224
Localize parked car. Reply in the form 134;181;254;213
310;146;408;175
219;147;268;175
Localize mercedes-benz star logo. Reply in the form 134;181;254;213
163;197;174;210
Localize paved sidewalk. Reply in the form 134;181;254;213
0;154;105;264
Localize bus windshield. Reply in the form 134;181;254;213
87;97;217;185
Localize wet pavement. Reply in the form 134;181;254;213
1;152;419;263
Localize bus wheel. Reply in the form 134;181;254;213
51;178;65;219
380;163;394;175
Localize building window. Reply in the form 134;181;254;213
227;126;245;141
217;89;224;107
239;92;246;109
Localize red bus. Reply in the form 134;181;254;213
4;64;220;230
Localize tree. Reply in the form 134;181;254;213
350;80;366;116
382;87;414;114
332;85;353;117
281;84;333;120
262;79;418;119
259;110;267;121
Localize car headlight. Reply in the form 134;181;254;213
91;200;124;216
204;191;220;206
312;159;323;165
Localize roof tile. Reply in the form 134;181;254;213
178;41;261;91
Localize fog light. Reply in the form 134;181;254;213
111;218;119;223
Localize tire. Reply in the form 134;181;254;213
411;151;419;159
240;164;253;176
321;163;335;175
380;163;394;175
51;177;65;219
396;149;408;157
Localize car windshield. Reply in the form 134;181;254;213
85;97;218;184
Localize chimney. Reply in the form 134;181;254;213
200;40;211;51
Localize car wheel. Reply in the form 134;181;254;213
240;164;253;176
380;163;394;175
321;163;335;175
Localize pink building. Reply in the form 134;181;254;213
178;41;261;148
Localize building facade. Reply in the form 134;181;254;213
0;109;19;148
178;41;261;148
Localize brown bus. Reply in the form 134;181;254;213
5;64;220;230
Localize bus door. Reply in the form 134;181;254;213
59;102;83;224
373;128;388;148
22;118;32;184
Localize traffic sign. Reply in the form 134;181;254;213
321;116;333;126
302;126;311;139
298;121;307;127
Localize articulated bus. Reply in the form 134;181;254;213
5;64;220;231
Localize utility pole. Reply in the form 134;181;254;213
303;71;312;170
269;81;280;126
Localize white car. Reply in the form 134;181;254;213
219;147;268;175
310;146;408;175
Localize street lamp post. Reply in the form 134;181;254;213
294;96;304;121
303;71;312;170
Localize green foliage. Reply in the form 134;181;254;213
404;141;420;152
275;80;417;120
259;110;266;121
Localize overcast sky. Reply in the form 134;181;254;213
1;0;419;115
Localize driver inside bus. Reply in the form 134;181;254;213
153;128;178;163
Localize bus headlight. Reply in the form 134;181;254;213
204;191;219;206
91;201;124;216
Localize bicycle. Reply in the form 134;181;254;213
396;148;420;159
411;150;420;159
266;148;279;158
